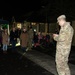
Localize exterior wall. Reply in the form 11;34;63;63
48;23;58;33
36;23;58;34
23;22;31;29
45;23;48;33
36;23;39;33
39;23;45;32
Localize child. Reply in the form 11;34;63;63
2;29;9;53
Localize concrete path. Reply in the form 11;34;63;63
18;49;75;75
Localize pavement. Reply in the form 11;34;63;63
0;48;54;75
17;46;75;75
0;45;75;75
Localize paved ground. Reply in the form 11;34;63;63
17;45;75;75
0;49;53;75
0;45;75;75
32;45;75;64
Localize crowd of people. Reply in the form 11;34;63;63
0;25;53;54
0;25;34;53
33;32;51;48
0;14;74;75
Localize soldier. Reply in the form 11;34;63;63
27;26;34;50
53;15;74;75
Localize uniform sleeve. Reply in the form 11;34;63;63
54;35;59;41
58;32;66;42
58;27;74;42
54;30;67;42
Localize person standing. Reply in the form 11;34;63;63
28;26;34;50
53;15;74;75
20;27;28;52
0;26;3;49
10;27;17;52
2;29;9;53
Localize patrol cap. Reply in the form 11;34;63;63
57;15;66;21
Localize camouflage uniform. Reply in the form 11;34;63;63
28;28;34;50
54;22;74;75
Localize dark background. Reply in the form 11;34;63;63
0;0;75;23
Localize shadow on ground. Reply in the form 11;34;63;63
32;45;75;65
0;49;53;75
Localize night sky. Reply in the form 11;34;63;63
0;0;42;22
0;0;75;23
